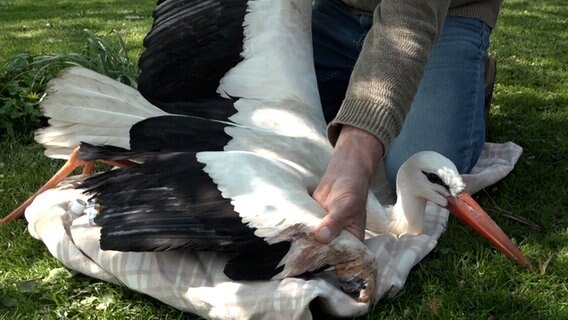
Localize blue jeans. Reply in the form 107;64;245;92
312;0;492;185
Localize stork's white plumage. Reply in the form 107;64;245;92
34;67;169;158
1;0;529;303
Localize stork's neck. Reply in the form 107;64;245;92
389;189;427;236
364;188;428;236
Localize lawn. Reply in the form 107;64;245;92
1;0;567;319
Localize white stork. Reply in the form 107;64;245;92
1;0;529;302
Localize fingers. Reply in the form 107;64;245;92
314;214;340;244
312;174;368;244
311;126;383;244
314;204;366;244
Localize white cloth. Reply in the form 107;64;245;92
25;142;522;320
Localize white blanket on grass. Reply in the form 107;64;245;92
25;142;523;319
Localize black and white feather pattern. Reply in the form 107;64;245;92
34;0;245;158
138;0;247;103
36;0;383;285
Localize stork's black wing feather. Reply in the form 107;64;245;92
80;148;273;253
78;142;153;162
145;98;238;120
78;143;292;280
129;115;232;152
223;243;290;281
138;0;247;104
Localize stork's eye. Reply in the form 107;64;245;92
421;171;446;187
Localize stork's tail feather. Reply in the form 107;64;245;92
138;0;248;103
34;66;168;159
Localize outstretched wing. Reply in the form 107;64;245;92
136;0;331;169
139;0;325;135
81;144;322;280
89;0;333;262
195;0;332;239
218;0;327;139
138;0;248;103
81;145;325;251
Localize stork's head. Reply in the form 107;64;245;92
397;151;530;268
397;150;465;208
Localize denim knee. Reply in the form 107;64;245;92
384;16;492;185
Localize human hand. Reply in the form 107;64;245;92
313;125;384;243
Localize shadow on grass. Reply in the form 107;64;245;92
487;0;567;249
0;1;153;58
491;0;567;92
1;1;152;22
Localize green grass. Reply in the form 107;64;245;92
0;0;152;60
1;0;567;319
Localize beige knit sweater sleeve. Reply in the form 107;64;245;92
327;0;452;150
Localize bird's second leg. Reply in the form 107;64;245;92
0;146;135;224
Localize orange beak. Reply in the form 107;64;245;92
446;192;530;268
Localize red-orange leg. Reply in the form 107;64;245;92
0;147;135;224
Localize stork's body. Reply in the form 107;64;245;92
2;0;528;303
